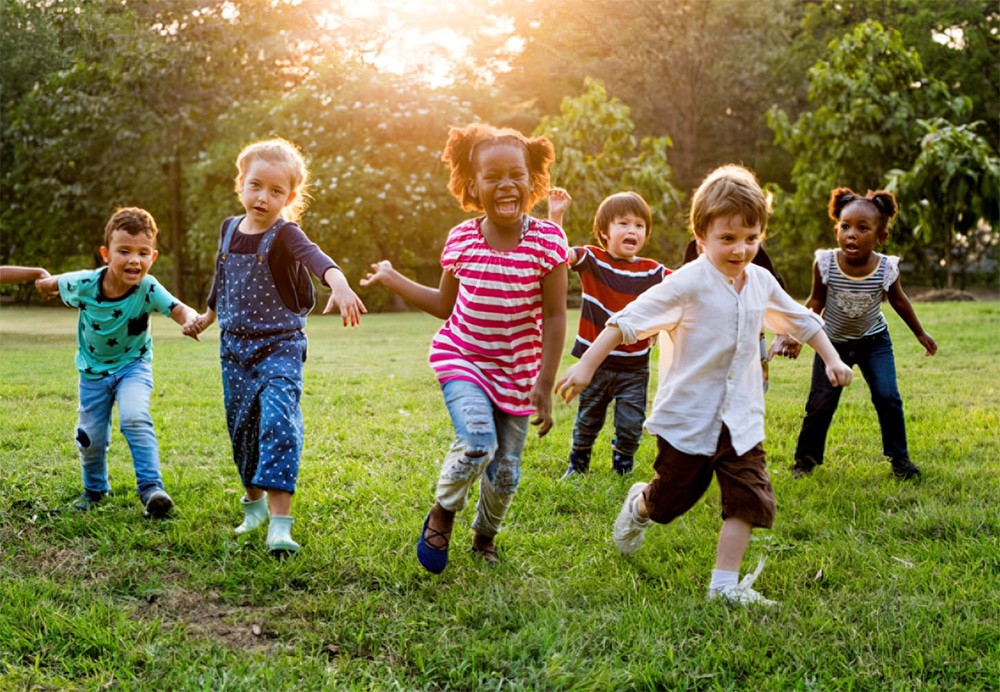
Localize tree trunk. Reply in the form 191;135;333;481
946;225;954;289
169;153;184;300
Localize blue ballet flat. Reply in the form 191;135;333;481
416;513;450;574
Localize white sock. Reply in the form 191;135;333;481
630;489;649;523
710;569;739;591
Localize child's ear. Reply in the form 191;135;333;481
466;178;478;200
286;190;297;208
100;247;110;264
150;249;159;264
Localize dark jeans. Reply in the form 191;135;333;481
795;329;907;464
572;367;649;457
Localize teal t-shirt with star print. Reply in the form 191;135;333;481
58;268;179;380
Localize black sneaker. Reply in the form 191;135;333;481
890;456;921;480
142;489;174;518
73;489;105;511
790;457;817;479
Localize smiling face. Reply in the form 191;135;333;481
836;199;886;265
700;213;761;282
100;229;158;296
239;159;298;232
468;142;533;233
601;213;648;261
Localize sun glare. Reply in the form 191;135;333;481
319;0;518;87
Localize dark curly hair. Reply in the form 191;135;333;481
441;124;554;213
828;187;898;234
103;207;158;248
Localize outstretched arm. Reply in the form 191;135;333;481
555;325;624;403
35;275;61;300
886;279;937;356
548;188;572;227
361;260;458;320
529;263;568;437
1;266;49;284
322;267;367;327
805;330;853;388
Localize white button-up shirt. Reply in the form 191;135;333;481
608;256;824;456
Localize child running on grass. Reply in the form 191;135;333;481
361;124;568;573
184;138;366;555
36;208;199;518
556;165;853;606
548;188;669;477
791;187;937;481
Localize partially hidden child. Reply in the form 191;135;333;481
361;124;568;573
548;188;669;477
184;138;367;555
36;208;200;518
556;165;854;606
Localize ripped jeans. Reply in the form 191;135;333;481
76;359;163;499
436;379;530;539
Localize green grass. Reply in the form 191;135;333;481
1;302;998;690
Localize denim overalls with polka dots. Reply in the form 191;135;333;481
216;217;311;494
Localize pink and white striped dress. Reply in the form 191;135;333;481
429;216;569;415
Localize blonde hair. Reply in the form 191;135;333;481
690;165;771;239
234;138;309;223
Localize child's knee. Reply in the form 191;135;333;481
441;439;497;482
484;454;520;495
76;426;108;458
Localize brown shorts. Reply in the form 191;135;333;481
643;426;776;529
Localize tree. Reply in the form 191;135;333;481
533;79;684;261
886;119;1000;288
766;20;965;294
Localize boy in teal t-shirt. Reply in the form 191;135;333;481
37;208;199;517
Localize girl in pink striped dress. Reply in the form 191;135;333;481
362;124;569;573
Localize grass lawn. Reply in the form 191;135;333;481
1;302;998;690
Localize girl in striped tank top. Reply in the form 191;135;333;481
361;124;569;573
792;188;937;481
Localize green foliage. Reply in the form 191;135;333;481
535;79;684;261
767;20;965;295
886;119;1000;288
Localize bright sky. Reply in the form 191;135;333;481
320;0;521;87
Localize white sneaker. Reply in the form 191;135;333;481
707;557;778;607
613;482;652;556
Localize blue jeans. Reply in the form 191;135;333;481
435;379;530;539
795;329;908;464
76;359;163;499
572;367;649;457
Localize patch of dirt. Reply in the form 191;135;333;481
130;587;282;653
909;287;998;302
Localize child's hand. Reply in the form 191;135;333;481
824;359;853;388
548;188;572;223
182;311;212;340
917;333;937;356
767;334;802;360
360;260;393;288
529;383;555;437
555;362;596;404
35;276;59;300
323;286;366;327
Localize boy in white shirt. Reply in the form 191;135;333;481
556;165;853;606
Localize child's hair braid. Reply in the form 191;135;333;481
234;138;310;224
441;124;554;212
829;187;898;233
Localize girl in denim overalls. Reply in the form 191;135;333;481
186;139;366;554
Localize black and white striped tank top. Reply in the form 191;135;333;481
816;249;899;342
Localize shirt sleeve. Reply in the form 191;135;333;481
882;254;901;290
145;276;181;317
536;221;570;274
815;249;835;285
275;223;339;285
761;271;824;344
57;269;96;309
608;272;687;345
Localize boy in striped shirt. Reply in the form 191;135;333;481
549;189;668;477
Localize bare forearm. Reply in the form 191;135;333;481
380;268;450;319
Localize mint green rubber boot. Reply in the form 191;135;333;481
267;515;300;555
234;495;269;535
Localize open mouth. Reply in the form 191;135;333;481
495;196;520;215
